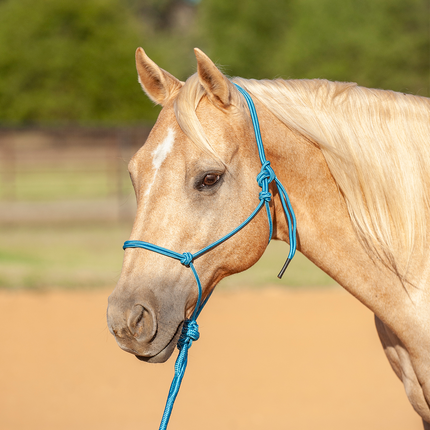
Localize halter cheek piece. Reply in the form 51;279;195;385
122;84;297;430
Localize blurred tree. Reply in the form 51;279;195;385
195;0;294;78
126;0;199;80
0;0;160;125
196;0;430;96
0;0;428;126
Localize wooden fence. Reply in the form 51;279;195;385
0;126;151;223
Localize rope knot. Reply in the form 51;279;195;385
259;191;272;202
180;252;193;267
256;161;276;187
177;319;200;350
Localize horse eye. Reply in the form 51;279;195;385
202;174;220;187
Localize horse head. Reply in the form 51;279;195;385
107;48;272;362
105;47;430;428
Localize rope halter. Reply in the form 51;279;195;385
122;84;297;430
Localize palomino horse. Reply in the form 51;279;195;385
107;48;430;427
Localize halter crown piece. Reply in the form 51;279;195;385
123;84;297;430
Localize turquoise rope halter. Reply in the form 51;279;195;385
123;84;297;430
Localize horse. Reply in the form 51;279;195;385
107;47;430;428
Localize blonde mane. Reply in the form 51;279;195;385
175;74;430;277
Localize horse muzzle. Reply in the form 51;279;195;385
107;293;183;363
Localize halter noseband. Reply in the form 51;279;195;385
122;84;297;430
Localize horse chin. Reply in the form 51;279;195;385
135;321;183;364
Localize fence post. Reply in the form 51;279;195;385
116;129;132;221
0;133;17;201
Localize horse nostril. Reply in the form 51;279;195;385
127;304;157;342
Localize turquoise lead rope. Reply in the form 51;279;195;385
123;84;297;430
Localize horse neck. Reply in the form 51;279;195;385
258;102;407;315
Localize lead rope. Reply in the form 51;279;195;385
123;84;297;430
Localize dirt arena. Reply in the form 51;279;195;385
0;286;423;430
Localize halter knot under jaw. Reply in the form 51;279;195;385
177;320;200;350
180;252;193;267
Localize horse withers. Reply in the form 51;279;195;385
107;47;430;427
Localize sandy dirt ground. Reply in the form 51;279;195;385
0;286;423;430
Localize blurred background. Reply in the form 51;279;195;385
0;0;428;429
0;0;428;291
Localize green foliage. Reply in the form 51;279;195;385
0;0;428;125
196;0;430;96
196;0;294;78
0;0;160;125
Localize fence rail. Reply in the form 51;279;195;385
0;126;151;223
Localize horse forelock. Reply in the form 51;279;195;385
173;73;247;162
232;77;430;278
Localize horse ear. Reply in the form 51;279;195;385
135;47;183;106
194;48;232;109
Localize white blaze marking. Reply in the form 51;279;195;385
145;127;175;196
152;127;175;169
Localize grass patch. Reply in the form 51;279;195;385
0;224;337;290
2;164;132;201
0;223;128;290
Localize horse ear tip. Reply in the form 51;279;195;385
136;47;146;60
195;48;212;62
